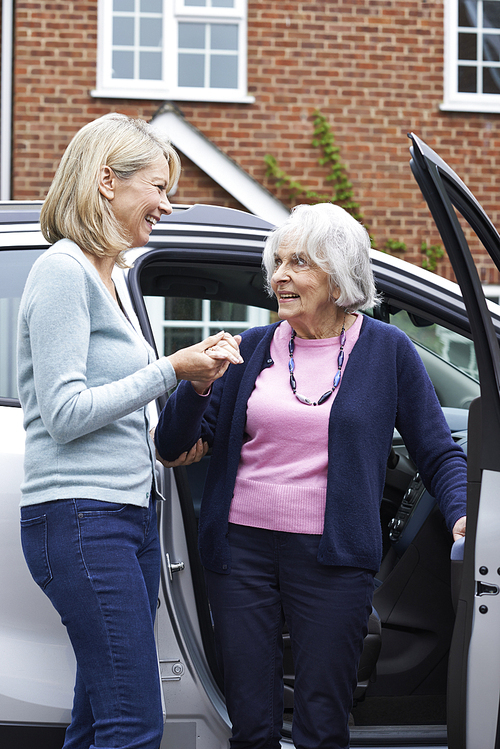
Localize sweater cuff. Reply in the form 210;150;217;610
154;357;177;392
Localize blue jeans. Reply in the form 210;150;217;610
205;523;375;749
20;497;163;749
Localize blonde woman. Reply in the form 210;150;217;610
18;113;241;749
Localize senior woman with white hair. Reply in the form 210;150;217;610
155;202;467;749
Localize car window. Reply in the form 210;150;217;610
388;309;479;409
0;249;44;401
365;305;480;410
389;308;479;380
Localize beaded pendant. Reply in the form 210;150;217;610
288;322;346;406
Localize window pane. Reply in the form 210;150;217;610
140;0;162;10
164;328;203;356
210;54;238;87
484;1;500;29
112;50;134;78
185;0;206;5
113;16;135;46
211;24;238;50
483;66;500;92
140;51;162;79
114;0;134;10
483;33;500;61
458;65;477;91
178;53;205;86
165;298;203;320
213;0;235;6
459;0;477;27
389;309;479;384
459;32;477;59
179;22;206;49
210;301;247;321
140;17;162;46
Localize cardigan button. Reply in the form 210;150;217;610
222;564;228;570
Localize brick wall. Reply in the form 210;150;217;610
11;0;500;283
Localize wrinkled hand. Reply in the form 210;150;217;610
452;515;466;542
204;332;242;360
191;332;243;394
167;331;243;394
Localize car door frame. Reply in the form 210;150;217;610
125;235;276;745
409;132;500;749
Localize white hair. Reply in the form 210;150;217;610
262;203;380;311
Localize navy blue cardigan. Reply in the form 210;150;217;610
156;316;467;574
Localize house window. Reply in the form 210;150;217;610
93;0;253;103
144;296;270;357
443;0;500;112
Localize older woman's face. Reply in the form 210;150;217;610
105;155;173;249
270;242;338;338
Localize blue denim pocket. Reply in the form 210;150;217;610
74;499;127;517
20;515;53;590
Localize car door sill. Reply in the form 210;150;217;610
350;723;447;746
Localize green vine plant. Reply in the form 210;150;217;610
264;110;363;222
384;239;407;254
264;110;448;273
421;240;444;272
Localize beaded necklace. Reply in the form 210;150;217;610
288;316;346;406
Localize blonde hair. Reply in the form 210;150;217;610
262;203;380;311
40;113;181;267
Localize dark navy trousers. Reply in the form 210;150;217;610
20;497;163;749
205;523;375;749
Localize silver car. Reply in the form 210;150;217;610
0;135;498;749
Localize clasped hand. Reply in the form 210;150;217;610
156;331;243;467
168;330;243;395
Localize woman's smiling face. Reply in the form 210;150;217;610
270;242;340;339
103;155;173;249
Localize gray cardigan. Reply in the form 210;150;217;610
18;239;176;507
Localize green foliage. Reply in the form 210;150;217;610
264;110;443;273
264;110;363;222
421;240;444;272
384;239;407;253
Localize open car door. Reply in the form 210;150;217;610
409;133;500;749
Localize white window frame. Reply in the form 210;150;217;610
442;0;500;113
145;296;270;357
93;0;254;103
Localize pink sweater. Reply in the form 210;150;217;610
228;315;362;534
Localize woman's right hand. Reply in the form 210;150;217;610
167;331;243;392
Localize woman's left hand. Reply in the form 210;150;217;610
452;515;466;541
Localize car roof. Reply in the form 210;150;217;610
2;199;500;338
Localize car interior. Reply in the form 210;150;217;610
133;251;480;746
